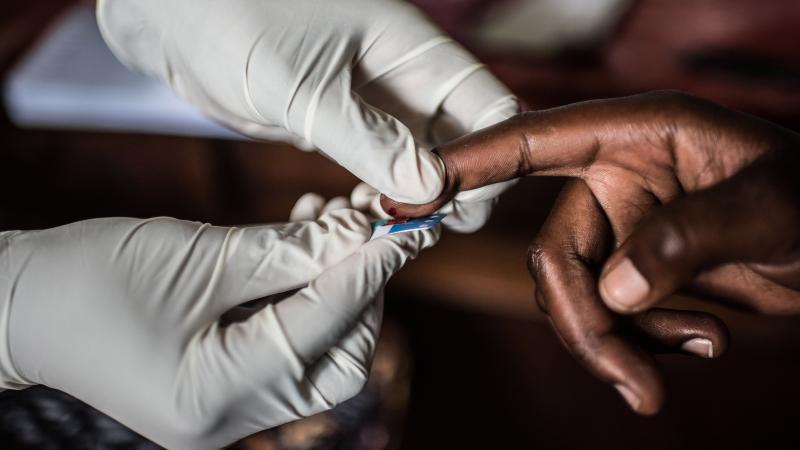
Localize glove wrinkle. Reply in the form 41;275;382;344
358;35;453;87
0;236;32;390
302;370;337;410
98;0;520;230
187;226;240;322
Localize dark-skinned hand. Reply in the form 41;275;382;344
382;91;800;414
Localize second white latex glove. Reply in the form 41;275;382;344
96;0;520;232
0;201;438;448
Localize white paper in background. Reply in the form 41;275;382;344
473;0;632;54
3;5;242;139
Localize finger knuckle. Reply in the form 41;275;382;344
645;213;692;263
527;242;562;313
641;90;720;125
568;335;600;368
526;240;556;278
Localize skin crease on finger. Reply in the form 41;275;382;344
385;91;800;414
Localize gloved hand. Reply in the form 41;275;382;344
0;197;439;449
96;0;520;232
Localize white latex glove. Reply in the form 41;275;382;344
96;0;520;232
0;201;438;448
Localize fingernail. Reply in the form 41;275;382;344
600;258;650;311
614;384;641;411
681;337;714;358
387;207;397;217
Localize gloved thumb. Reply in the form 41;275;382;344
598;160;798;314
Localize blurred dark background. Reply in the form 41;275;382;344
2;0;800;449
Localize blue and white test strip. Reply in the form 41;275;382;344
370;213;446;240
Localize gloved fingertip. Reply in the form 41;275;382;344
350;183;379;211
290;192;326;221
320;196;351;215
